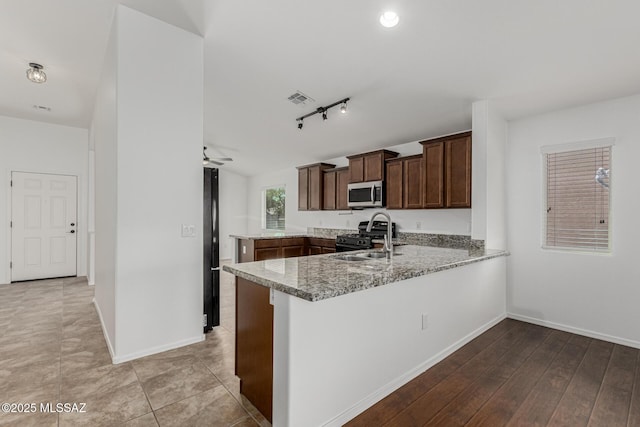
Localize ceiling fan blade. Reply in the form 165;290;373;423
208;160;224;166
212;157;233;162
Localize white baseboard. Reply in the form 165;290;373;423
93;298;116;361
93;298;205;364
111;334;205;364
507;312;640;349
324;312;508;427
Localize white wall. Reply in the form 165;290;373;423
0;116;88;285
273;257;506;426
507;93;640;348
246;138;472;235
92;12;118;351
218;169;248;260
93;6;204;362
471;101;507;249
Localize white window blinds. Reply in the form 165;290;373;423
544;146;610;252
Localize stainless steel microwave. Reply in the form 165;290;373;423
347;180;384;208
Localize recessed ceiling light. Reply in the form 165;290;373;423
379;10;399;28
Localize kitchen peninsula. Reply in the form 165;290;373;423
223;244;508;426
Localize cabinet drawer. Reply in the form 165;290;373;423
280;237;305;247
255;239;281;249
255;248;281;261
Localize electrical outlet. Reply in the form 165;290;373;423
416;221;421;230
242;245;247;254
421;313;429;330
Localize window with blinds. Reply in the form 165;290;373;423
544;146;610;252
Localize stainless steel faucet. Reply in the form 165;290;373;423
366;211;393;261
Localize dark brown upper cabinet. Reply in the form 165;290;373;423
335;167;349;210
323;167;348;211
385;154;423;210
297;163;335;211
347;150;399;183
420;131;471;209
323;169;337;211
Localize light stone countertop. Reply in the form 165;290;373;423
222;245;508;302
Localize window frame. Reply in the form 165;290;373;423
261;184;286;231
540;138;614;255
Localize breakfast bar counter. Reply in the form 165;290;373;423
223;245;507;302
223;246;508;426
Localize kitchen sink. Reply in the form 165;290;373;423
333;255;368;262
361;252;387;259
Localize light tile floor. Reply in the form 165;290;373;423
0;262;269;427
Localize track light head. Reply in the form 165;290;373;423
340;103;347;114
322;111;327;121
298;121;303;130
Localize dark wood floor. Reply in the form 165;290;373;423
345;319;640;427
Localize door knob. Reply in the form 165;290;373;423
70;222;75;226
69;230;75;234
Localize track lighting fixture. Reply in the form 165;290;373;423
295;97;349;130
26;62;47;83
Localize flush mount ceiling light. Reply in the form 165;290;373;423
26;62;47;83
379;10;399;28
295;97;350;130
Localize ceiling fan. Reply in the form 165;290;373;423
203;147;233;166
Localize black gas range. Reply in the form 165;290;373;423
335;221;397;252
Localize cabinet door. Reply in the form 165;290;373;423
364;152;384;182
282;246;305;258
321;247;336;254
254;248;281;261
403;156;423;209
445;135;472;208
298;168;308;211
349;157;364;183
236;278;273;422
423;141;445;208
308;246;322;255
323;171;336;210
308;166;323;210
385;160;403;209
336;169;349;210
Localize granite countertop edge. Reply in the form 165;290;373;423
223;248;509;302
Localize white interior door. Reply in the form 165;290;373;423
11;172;77;281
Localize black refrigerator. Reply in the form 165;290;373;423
203;167;220;332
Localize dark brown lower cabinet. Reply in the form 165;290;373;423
235;278;273;422
307;237;336;255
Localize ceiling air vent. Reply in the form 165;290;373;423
32;105;51;112
287;91;315;106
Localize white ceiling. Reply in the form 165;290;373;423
3;1;640;176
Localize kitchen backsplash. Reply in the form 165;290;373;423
309;227;485;251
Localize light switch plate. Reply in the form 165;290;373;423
181;224;196;237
